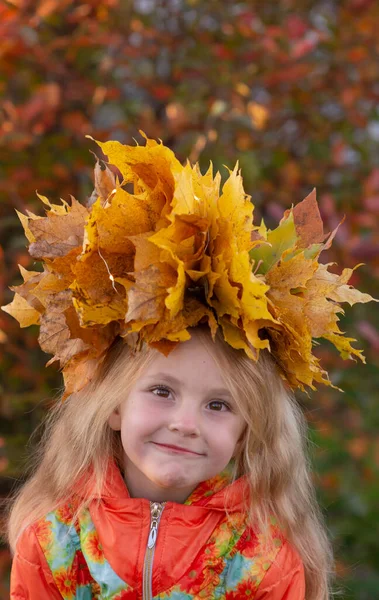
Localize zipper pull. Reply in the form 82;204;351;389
147;502;164;549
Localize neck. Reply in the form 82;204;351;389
123;459;197;503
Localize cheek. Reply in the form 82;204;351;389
218;418;245;454
120;400;163;439
208;423;239;455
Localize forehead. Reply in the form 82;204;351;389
140;334;227;390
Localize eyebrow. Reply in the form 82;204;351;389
142;372;233;397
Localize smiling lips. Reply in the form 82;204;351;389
152;442;203;456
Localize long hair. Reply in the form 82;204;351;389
197;329;333;600
7;328;333;600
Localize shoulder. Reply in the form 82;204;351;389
253;539;305;599
14;523;47;565
11;500;89;600
225;525;305;599
11;525;62;599
13;500;79;573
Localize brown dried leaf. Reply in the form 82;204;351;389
62;354;104;400
291;188;326;247
92;157;117;206
71;251;130;326
39;291;90;367
138;298;218;345
29;198;88;259
126;263;176;324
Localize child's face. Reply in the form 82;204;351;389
108;334;246;503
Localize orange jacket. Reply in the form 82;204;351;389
11;462;305;599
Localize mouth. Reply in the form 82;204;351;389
152;442;204;456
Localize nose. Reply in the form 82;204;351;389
168;404;200;437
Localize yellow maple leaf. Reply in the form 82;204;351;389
264;246;377;389
15;209;40;244
2;293;40;327
89;133;182;225
208;164;275;354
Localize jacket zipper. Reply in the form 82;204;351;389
142;501;165;600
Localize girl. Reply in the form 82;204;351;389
10;329;324;599
4;135;375;600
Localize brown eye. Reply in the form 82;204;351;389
151;386;171;398
208;400;230;412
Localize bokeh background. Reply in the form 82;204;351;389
0;1;378;597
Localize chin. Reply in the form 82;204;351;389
153;470;193;490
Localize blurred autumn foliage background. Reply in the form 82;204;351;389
0;0;378;597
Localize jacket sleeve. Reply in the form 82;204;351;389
10;525;63;600
255;540;305;600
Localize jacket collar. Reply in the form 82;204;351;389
75;459;248;512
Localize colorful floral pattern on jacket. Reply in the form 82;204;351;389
33;468;285;600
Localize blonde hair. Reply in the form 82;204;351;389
7;328;333;599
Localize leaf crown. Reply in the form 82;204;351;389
2;133;377;397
